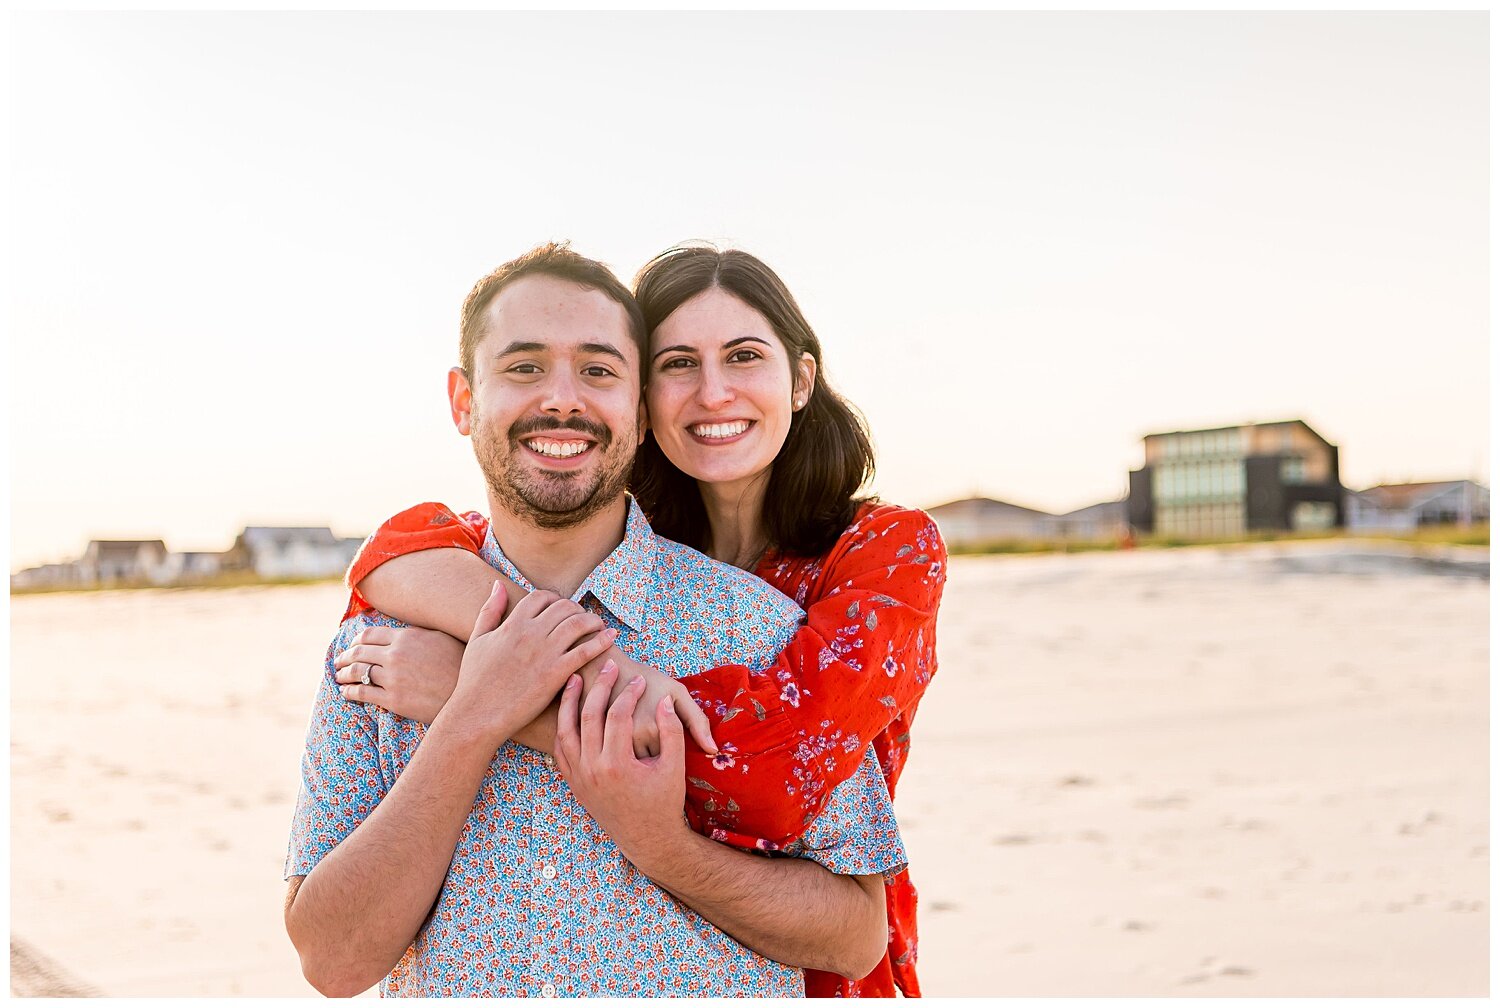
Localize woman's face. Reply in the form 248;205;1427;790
646;288;815;493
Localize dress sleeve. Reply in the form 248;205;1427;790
678;505;946;851
343;502;490;621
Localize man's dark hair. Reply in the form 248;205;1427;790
459;242;647;377
629;245;877;559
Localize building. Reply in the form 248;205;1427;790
928;496;1127;549
1346;480;1489;530
10;562;86;591
78;540;172;586
222;527;362;580
1054;500;1129;541
1128;419;1344;538
928;497;1057;547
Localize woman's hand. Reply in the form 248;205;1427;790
334;625;467;725
580;651;718;759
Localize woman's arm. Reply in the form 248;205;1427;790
344;503;718;756
348;501;947;853
676;503;947;849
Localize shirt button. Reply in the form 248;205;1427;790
540;983;557;997
542;754;556;768
541;863;557;880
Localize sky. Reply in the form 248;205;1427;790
7;12;1489;571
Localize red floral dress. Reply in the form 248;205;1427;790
345;500;946;997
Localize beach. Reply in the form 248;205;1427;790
9;540;1488;996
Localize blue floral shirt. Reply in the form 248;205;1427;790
285;498;908;997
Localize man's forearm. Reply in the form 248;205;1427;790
285;718;500;996
629;828;886;980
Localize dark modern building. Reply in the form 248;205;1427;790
1127;419;1344;538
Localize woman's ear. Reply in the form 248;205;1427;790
793;353;816;409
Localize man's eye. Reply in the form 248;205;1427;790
583;365;617;379
507;363;542;375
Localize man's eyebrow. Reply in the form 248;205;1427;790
579;342;628;364
491;340;628;364
492;341;547;359
651;335;773;363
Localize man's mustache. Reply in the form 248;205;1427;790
508;415;612;446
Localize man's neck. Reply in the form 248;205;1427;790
485;495;631;598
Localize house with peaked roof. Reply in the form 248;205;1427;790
1054;500;1128;541
78;540;172;586
222;527;362;580
928;497;1056;547
1346;480;1489;530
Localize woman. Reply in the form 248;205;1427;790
338;246;945;997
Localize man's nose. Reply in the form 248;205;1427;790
539;371;586;416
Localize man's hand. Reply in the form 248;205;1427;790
442;584;617;748
553;661;689;865
333;626;464;725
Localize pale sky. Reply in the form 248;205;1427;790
8;12;1488;571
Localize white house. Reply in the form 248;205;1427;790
225;527;362;580
1345;480;1489;531
77;540;172;586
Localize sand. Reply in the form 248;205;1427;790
8;540;1488;996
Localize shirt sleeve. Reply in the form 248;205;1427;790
284;617;389;879
342;502;490;622
783;746;908;879
679;505;946;850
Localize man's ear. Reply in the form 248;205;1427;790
637;396;649;446
448;367;474;435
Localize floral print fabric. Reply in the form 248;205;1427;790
346;498;946;997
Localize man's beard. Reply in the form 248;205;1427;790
472;413;635;531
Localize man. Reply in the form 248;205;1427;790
282;243;906;997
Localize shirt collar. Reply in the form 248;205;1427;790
478;496;657;631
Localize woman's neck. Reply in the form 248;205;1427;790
700;473;772;571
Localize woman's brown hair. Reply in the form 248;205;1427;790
630;245;876;558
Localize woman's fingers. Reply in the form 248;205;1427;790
352;625;395;648
332;661;382;687
655;697;685;768
338;681;389;710
333;643;386;670
671;684;718;755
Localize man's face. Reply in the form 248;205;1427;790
449;274;646;530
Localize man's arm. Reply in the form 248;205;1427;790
285;588;614;995
554;669;892;980
633;822;888;979
284;715;507;995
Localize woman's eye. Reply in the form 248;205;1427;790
728;349;762;364
661;357;695;371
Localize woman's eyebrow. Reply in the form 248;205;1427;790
652;335;773;362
